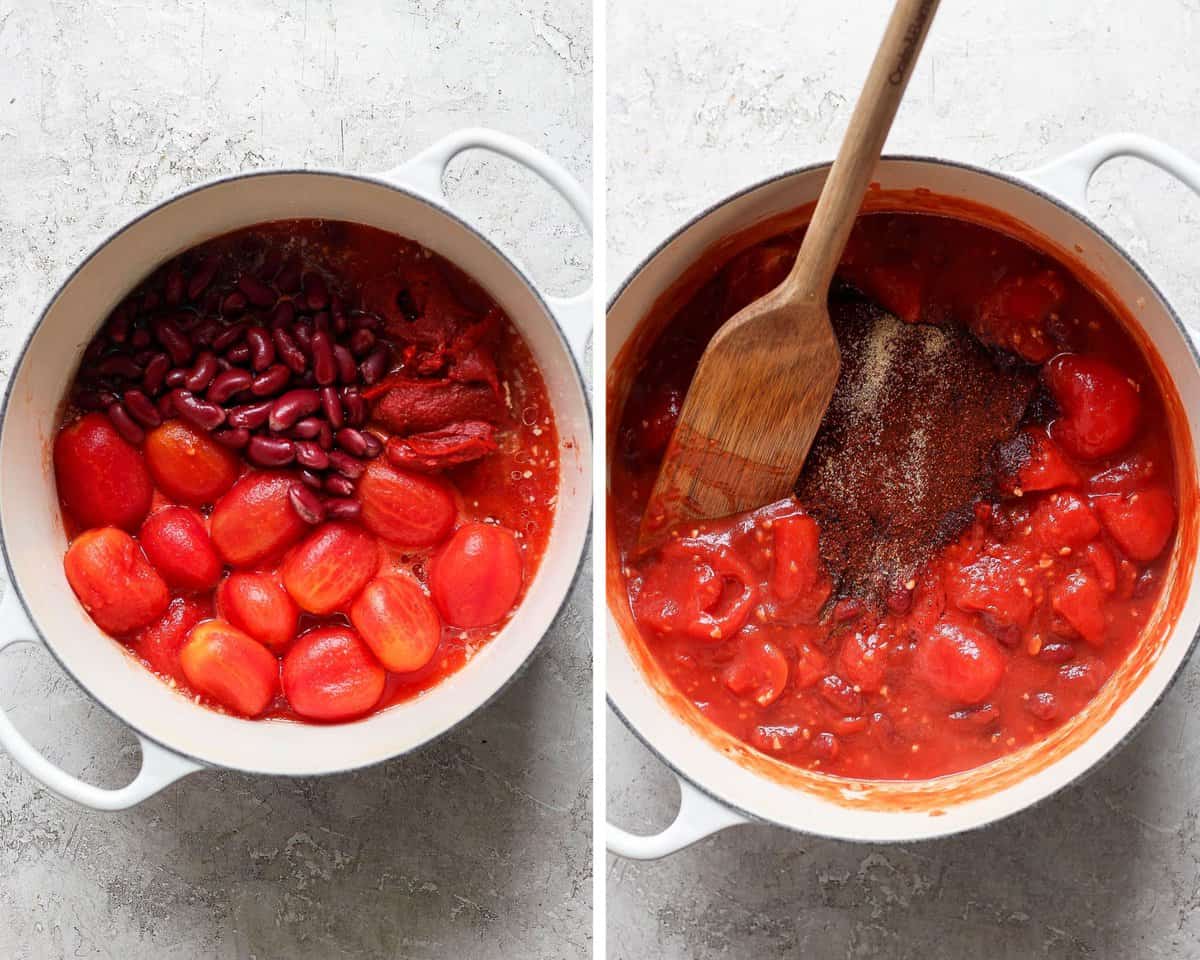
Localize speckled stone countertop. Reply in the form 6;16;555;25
0;2;591;958
607;0;1200;956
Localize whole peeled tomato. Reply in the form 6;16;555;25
720;636;789;707
54;413;153;531
282;626;386;722
429;522;523;628
210;471;308;567
139;506;223;591
915;617;1006;705
1092;486;1176;562
281;521;380;615
350;575;442;673
179;619;280;718
144;420;241;507
1043;354;1140;460
217;572;299;653
64;527;169;635
357;460;456;547
129;596;207;681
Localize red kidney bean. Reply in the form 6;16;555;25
225;342;252;365
359;346;388;385
351;312;380;332
292;322;313;351
157;393;175;419
1024;691;1059;722
191;318;221;346
187;255;220;301
333;345;356;385
122;389;162;428
295;441;330;470
237;274;276;308
324;474;355;497
317;421;333;450
165;261;185;307
131;329;152;349
299;468;324;490
105;304;133;344
202;290;223;316
212;321;247;352
268;389;321;432
245;326;275;372
207;368;254;404
132;348;159;368
336;427;368;457
330;296;347;335
349;328;376;358
212;427;251;449
215;357;232;374
97;355;143;380
290;417;323;439
324;497;361;520
226;399;273;430
185;351;218;392
319;385;343;428
313;311;330;335
270;300;295;331
165;368;187;388
75;389;116;411
221;291;247;315
302;272;329;310
276;257;302;293
328;450;365;479
152;317;193;366
106;402;144;444
288;483;326;525
819;675;863;716
171;389;226;431
311;330;336;385
361;431;383;458
246;435;295;468
341;387;366;426
273;328;307;373
173;310;202;333
298;369;317;388
1039;642;1076;664
142;290;161;312
251;364;291;397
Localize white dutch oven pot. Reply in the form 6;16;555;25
608;134;1200;858
0;128;592;810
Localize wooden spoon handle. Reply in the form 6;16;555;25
786;0;941;302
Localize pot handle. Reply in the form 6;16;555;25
0;587;203;810
1021;133;1200;210
382;128;593;363
607;772;748;860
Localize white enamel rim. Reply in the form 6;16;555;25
607;134;1200;858
0;128;593;810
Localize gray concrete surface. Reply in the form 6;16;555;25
607;1;1200;957
0;2;591;958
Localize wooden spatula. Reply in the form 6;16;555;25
639;0;941;550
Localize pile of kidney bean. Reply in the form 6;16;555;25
72;251;394;526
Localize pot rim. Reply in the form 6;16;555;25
606;152;1200;840
1;165;592;777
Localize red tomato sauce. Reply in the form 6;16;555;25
56;220;558;723
612;212;1180;780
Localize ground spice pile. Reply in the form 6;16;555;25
794;291;1035;606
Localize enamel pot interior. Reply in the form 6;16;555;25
1;171;591;776
607;158;1200;841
